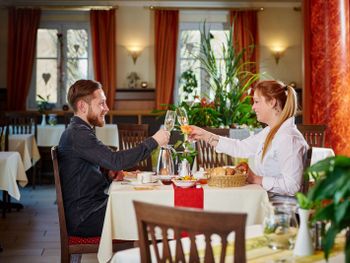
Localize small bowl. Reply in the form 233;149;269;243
172;178;197;188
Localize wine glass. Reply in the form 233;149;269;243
176;107;189;126
164;110;176;132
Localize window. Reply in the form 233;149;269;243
28;20;92;109
175;22;229;103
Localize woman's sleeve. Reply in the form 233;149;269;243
262;135;308;195
215;130;266;158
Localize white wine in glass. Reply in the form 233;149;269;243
164;110;176;132
176;107;189;126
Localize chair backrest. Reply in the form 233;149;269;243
133;201;247;263
51;146;69;252
6;112;38;139
118;123;152;171
0;118;9;151
196;127;232;169
297;124;326;147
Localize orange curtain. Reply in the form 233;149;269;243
154;10;179;110
90;9;116;110
230;10;259;74
7;8;41;110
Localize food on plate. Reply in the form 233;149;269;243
176;175;196;181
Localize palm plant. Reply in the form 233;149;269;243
196;22;260;127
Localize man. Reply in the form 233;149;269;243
58;79;169;237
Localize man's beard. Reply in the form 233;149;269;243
87;107;105;127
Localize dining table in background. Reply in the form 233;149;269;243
95;124;119;148
0;152;27;200
8;134;40;171
97;182;269;263
37;124;66;147
36;123;119;148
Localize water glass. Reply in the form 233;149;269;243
263;201;298;250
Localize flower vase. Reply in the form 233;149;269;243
294;208;314;256
41;114;46;126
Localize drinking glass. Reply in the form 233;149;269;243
176;107;189;126
263;201;298;250
164;110;176;132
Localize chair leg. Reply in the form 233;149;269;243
2;191;7;218
71;254;82;263
61;249;70;263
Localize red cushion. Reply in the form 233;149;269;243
68;236;125;245
68;236;101;245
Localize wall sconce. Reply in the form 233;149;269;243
127;46;143;64
270;46;286;64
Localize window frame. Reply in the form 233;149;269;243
28;20;93;110
174;21;229;104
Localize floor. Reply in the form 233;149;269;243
0;185;99;263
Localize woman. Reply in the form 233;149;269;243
189;80;308;202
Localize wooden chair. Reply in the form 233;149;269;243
51;146;133;263
118;123;152;171
196;128;233;169
133;200;247;263
6;112;39;188
297;124;326;147
5;112;38;140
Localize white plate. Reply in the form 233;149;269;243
172;179;197;188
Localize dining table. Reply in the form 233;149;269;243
0;152;27;200
8;134;41;171
112;224;345;263
36;123;119;148
97;181;270;263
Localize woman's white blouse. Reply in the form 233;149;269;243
216;117;309;196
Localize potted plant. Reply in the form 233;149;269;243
305;156;350;262
195;22;260;128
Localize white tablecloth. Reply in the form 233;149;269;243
0;152;27;200
9;134;40;171
112;224;344;263
310;147;335;166
97;183;269;263
95;124;119;148
37;124;65;147
36;123;119;148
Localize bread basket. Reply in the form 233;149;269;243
207;167;247;187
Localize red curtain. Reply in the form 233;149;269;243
7;8;41;110
90;9;116;110
230;10;259;74
303;0;350;156
154;10;179;110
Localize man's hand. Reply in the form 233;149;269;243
152;129;170;147
108;170;124;181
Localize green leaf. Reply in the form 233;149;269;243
322;224;338;260
296;192;313;209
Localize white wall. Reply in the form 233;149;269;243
258;7;302;87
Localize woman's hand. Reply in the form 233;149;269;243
188;125;217;144
246;167;262;185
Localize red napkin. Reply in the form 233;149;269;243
173;184;204;209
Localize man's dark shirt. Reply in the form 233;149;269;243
58;116;158;235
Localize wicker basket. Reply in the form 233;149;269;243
207;172;247;187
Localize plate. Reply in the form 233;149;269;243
172;179;197;188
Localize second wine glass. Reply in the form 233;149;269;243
164;110;176;132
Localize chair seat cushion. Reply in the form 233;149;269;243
69;236;101;245
68;236;125;245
